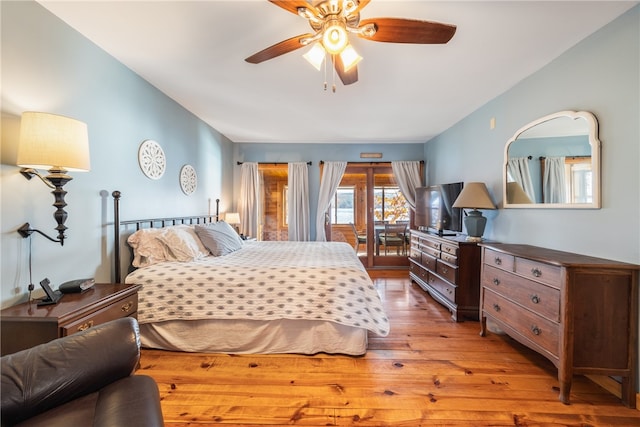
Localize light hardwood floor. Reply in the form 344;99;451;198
137;270;640;426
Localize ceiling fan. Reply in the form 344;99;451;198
245;0;457;88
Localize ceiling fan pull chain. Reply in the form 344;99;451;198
332;54;337;93
323;54;328;91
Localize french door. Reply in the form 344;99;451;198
325;163;411;269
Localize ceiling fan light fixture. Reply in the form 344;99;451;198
339;44;362;72
297;7;323;26
322;21;348;54
303;42;326;71
342;0;357;16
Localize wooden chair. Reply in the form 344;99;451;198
378;223;407;255
349;222;367;253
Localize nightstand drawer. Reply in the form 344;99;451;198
62;295;138;336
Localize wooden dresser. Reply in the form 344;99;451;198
1;283;140;356
409;230;482;321
479;243;638;407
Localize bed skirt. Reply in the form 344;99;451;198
139;318;369;355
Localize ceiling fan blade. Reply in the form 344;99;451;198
245;33;315;64
358;18;456;44
352;0;371;15
268;0;318;16
333;55;358;86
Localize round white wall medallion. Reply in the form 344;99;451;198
138;139;166;180
180;164;197;195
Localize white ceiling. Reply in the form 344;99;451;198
38;1;636;144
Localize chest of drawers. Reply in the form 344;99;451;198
479;243;638;407
1;283;140;355
409;230;482;321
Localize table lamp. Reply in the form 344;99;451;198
452;182;496;242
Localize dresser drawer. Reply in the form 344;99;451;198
482;265;560;322
436;259;457;284
424;239;441;251
484;248;515;271
409;260;429;283
428;273;456;303
441;251;458;265
410;247;422;263
62;295;138;336
515;258;562;289
422;245;440;259
441;243;458;257
422;253;437;271
483;289;559;357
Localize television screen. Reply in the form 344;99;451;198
415;182;464;235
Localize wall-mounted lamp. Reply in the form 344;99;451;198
16;112;90;246
452;182;496;242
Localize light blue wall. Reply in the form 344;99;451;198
425;6;639;265
233;142;425;239
1;1;234;307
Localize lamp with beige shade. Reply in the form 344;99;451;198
452;182;496;242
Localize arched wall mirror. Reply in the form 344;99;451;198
503;110;601;209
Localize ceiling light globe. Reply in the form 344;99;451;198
322;24;348;54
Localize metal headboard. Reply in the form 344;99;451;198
112;190;219;283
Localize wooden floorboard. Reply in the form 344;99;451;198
137;271;640;426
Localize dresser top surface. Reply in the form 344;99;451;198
480;243;639;270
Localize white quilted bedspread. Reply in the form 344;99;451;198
125;241;390;336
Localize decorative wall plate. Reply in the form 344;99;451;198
180;164;197;195
138;139;166;180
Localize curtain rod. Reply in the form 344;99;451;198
531;156;591;160
318;160;425;165
237;161;312;165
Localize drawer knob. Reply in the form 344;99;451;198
494;257;502;265
121;301;134;312
531;268;542;277
530;295;540;304
77;320;94;332
492;278;500;286
442;267;448;274
492;303;501;312
531;325;541;336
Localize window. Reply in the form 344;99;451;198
374;186;409;223
565;160;592;203
329;187;355;224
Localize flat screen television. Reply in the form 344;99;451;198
415;182;464;236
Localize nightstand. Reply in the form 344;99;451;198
1;283;140;356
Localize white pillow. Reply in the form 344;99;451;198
157;226;209;262
194;221;244;256
127;227;175;267
127;225;209;267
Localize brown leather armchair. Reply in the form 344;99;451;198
1;317;164;427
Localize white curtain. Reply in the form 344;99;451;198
315;161;347;242
238;162;259;238
287;162;310;241
543;156;567;203
391;161;423;211
506;157;536;202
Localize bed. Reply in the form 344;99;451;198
112;192;390;355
